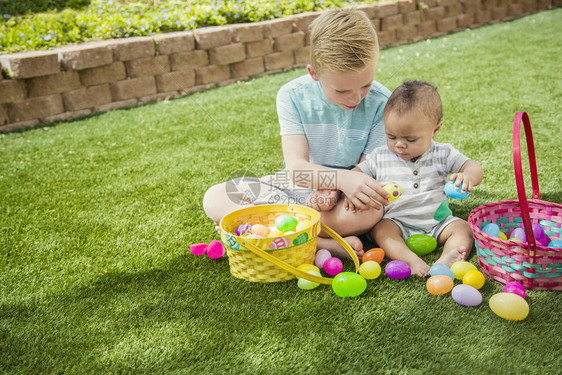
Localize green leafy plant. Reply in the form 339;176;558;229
0;0;365;54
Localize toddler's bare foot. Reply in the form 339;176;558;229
435;246;470;268
408;258;430;277
317;236;364;260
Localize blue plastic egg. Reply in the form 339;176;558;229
429;263;455;280
445;180;470;199
482;223;500;237
548;239;562;248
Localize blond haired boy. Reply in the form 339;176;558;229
204;8;391;258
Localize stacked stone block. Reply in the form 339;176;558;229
0;0;556;132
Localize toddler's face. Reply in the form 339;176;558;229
384;109;441;161
307;62;376;111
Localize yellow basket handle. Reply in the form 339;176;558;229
238;222;360;285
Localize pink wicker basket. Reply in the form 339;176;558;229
468;112;562;291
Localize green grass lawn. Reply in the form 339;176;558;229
1;9;561;374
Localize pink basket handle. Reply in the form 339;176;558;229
512;111;540;254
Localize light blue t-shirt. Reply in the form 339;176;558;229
276;74;391;168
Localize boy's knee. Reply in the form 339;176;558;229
333;207;382;236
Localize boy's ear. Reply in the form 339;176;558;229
307;65;319;81
433;121;443;138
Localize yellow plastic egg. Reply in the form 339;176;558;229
297;263;320;274
451;261;477;280
489;292;529;321
359;261;381;280
296;220;314;232
268;227;284;237
498;231;507;241
462;269;485;289
251;224;270;237
383;183;402;202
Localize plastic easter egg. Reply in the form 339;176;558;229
498;231;507;241
429;263;455;280
510;227;527;242
297;263;320;274
489;293;529;321
482;223;500;238
331;272;367;297
383;183;402;202
426;275;454;295
324;257;343;276
385;261;411;279
531;222;546;239
296;220;314;232
297;270;321;290
452;284;483;307
503;281;526;299
190;243;207;256
450;261;477;280
548;239;562;248
509;237;523;243
537;236;550;246
315;249;332;269
362;248;385;264
275;215;298;232
251;224;270;237
462;269;485;289
406;234;437;256
359;261;382;280
434;200;453;222
207;240;225;259
268;227;284;237
236;223;252;237
444;180;470;199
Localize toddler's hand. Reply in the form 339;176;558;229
449;173;478;193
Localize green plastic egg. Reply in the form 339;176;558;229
406;234;437;256
331;272;367;297
275;215;298;232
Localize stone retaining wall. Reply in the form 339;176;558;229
0;0;557;132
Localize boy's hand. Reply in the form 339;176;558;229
339;171;389;211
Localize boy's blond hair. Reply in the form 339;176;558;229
309;8;379;73
384;80;443;124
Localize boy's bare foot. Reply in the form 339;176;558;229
408;258;431;277
435;246;470;268
317;235;364;260
306;190;340;212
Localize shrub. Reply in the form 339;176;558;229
0;0;368;55
0;0;90;16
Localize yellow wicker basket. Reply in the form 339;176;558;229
220;204;359;283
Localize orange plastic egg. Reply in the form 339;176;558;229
362;248;385;264
426;275;454;295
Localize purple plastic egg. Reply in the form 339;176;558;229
537;236;550;246
324;257;343;276
451;284;483;306
236;223;252;236
315;249;332;269
503;281;526;299
510;228;527;243
531;222;546;239
385;261;411;279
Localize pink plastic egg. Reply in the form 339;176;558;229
207;240;225;259
503;281;526;299
315;249;332;269
324;257;343;276
190;243;207;256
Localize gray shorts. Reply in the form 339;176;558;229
391;215;462;242
226;170;313;207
